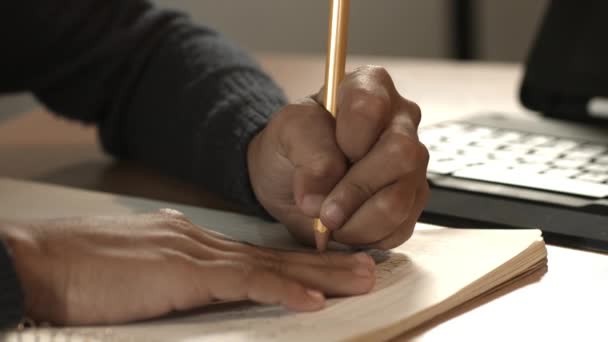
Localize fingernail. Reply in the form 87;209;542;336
306;289;325;302
353;266;373;277
301;195;325;216
322;201;345;227
354;252;375;266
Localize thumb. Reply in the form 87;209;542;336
282;99;347;218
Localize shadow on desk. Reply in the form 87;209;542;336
0;144;239;213
37;161;240;213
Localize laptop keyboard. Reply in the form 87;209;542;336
420;122;608;198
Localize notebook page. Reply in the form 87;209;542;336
0;179;544;342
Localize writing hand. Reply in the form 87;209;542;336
248;66;429;250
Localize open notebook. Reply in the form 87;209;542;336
0;178;547;341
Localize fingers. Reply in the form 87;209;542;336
206;261;326;311
147;211;377;312
312;65;427;249
275;249;374;269
370;181;430;250
320;129;427;230
334;66;395;162
195;250;375;312
331;178;418;247
275;100;348;217
277;258;375;296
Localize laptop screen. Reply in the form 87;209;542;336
520;0;608;122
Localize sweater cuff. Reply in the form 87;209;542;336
0;240;24;329
197;69;285;220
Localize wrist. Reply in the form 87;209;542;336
246;130;278;221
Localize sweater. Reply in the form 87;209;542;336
0;0;287;328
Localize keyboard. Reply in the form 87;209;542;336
420;122;608;199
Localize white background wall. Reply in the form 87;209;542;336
152;0;451;58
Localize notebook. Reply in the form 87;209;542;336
0;178;547;341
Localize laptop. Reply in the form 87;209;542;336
419;0;608;252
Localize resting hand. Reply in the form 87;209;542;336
0;209;375;325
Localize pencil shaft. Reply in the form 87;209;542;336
315;0;350;251
324;0;350;115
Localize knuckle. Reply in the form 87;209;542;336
246;247;285;274
347;90;390;123
164;218;193;235
357;65;391;83
273;104;308;134
418;143;430;166
406;100;422;126
344;179;375;201
308;154;346;179
385;134;420;172
228;260;257;284
156;208;187;220
264;255;288;276
375;194;407;227
154;231;191;248
370;65;391;81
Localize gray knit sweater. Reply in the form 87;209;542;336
0;0;286;328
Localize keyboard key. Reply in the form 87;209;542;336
518;154;554;164
576;172;608;184
583;163;608;173
502;143;533;154
458;146;493;157
513;164;550;174
543;168;581;178
521;135;555;147
532;147;564;158
564;151;596;161
494;131;526;143
489;150;521;161
453;166;608;198
428;160;470;175
439;122;470;132
444;136;477;146
551;158;587;169
565;145;606;160
467;127;495;138
477;138;508;148
482;159;520;170
595;155;608;165
538;139;579;152
574;144;606;155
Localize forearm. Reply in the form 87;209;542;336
0;0;286;216
108;30;286;215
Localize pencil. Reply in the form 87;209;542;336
314;0;350;252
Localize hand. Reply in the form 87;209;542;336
0;209;375;325
248;66;429;250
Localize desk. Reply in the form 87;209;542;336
1;54;607;341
